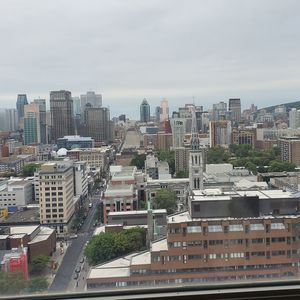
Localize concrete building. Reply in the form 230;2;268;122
174;147;190;174
232;128;257;148
0;156;25;174
140;99;150;123
33;99;47;144
24;103;40;145
160;99;169;122
171;119;186;148
289;108;300;129
209;120;232;148
16;94;28;129
229;98;241;124
50;90;74;142
57;135;94;150
87;208;300;289
212;102;227;121
84;106;111;143
74;161;88;198
0;178;33;210
278;136;300;166
67;147;109;173
38;162;75;235
80;91;102;114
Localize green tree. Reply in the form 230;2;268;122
157;150;175;174
0;272;27;295
29;255;50;274
153;189;177;214
84;227;146;266
268;161;296;172
22;163;41;177
26;277;48;293
130;154;146;169
207;147;229;163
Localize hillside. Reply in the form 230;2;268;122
259;100;300;112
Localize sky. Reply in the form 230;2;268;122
1;0;300;119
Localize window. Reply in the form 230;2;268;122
229;224;243;232
271;223;285;230
208;225;222;232
250;224;264;231
187;226;202;233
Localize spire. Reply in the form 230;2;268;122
191;106;200;150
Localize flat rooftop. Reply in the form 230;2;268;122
1;207;40;225
108;209;167;216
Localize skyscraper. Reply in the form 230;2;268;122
160;99;169;122
209;120;232;148
24;103;40;145
50;90;74;143
84;106;111;143
171;118;186;148
72;97;81;116
16;94;28;129
80;91;102;114
212;102;227;121
228;98;241;124
140;98;150;123
155;106;161;122
289;108;300;129
33;99;47;144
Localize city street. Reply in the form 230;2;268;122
49;196;99;293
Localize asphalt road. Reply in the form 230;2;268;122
49;197;99;293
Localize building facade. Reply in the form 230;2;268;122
229;98;241;125
209;120;232;148
50;90;75;142
140;99;151;123
24;103;40;145
278;137;300;166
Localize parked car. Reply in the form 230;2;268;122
75;266;81;273
73;273;79;280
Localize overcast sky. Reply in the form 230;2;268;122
1;0;300;118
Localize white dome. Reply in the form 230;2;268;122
57;148;68;156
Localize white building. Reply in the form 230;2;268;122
74;161;88;198
171;118;186;148
0;178;33;210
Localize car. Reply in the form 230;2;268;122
73;273;79;280
80;257;85;263
75;266;81;273
69;234;78;239
88;203;93;208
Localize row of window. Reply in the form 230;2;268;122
170;223;287;234
169;237;293;248
154;250;297;263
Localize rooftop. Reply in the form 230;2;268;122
108;209;167;216
151;238;168;252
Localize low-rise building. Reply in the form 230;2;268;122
57;135;95;150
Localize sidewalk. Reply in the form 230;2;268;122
47;240;70;286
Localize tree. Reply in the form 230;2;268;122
30;255;50;274
84;227;146;266
22;163;41;177
207;147;229;163
153;189;177;214
26;277;48;293
157;150;175;174
130;154;146;169
0;272;27;295
268;161;296;172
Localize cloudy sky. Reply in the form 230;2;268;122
1;0;300;118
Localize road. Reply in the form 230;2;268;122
49;196;99;293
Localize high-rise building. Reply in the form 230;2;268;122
212;102;227;121
84;107;111;143
0;109;18;132
228;98;241;124
289;108;300;129
140;99;150;123
23;103;40;145
232;128;257;148
278;136;300;166
72;97;81;116
39;162;75;235
160;99;169;122
16;94;28;129
171;118;186;148
33;99;47;144
50;90;74;142
80;91;102;114
155;106;161;122
209;120;232;148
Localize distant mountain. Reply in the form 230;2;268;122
259;100;300;112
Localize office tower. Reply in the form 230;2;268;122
155;106;161;122
189;107;205;190
212;102;227;121
160;99;169;122
232;128;257;148
80;91;102;114
0;109;18;132
140;98;150;123
23;103;40;145
171;118;186;148
50;90;74;142
16;94;28;129
39;162;74;235
209;120;232;148
84;106;111;143
72;97;81;116
289;108;300;129
118;114;126;122
229;98;241;124
278;136;300;166
33;99;47;144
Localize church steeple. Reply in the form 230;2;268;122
189;106;204;191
